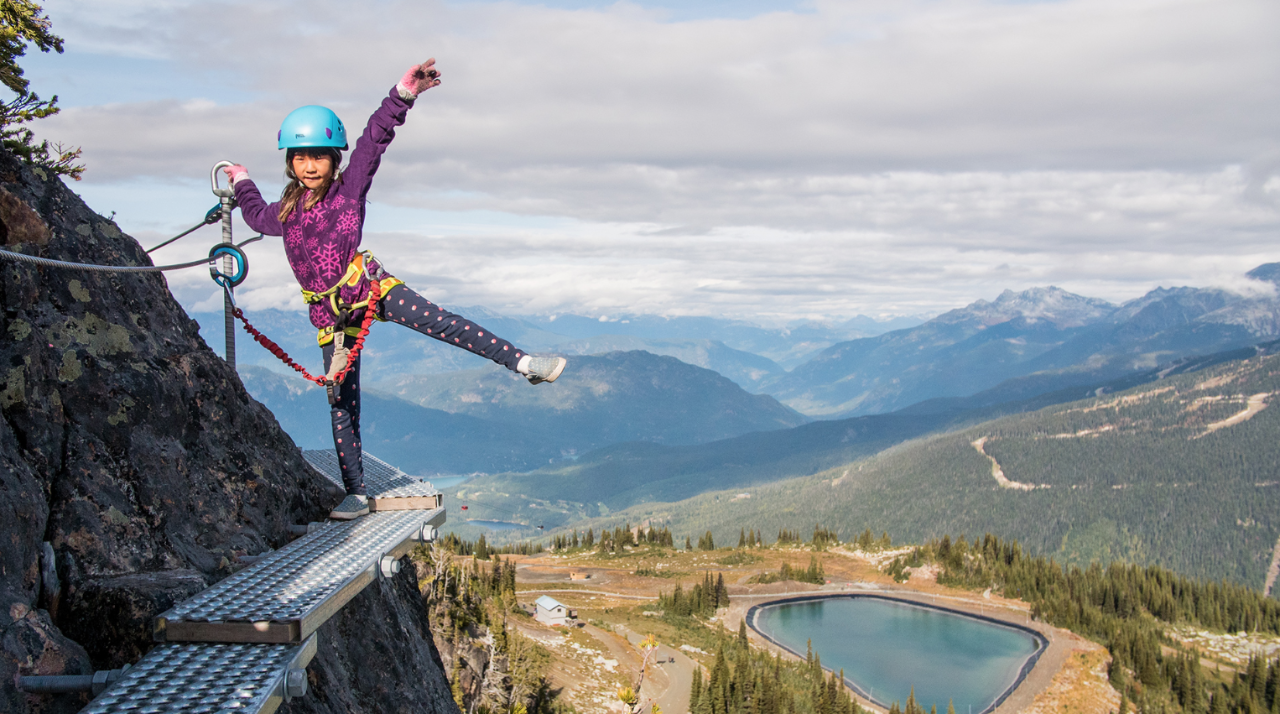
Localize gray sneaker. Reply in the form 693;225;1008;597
330;494;369;520
524;355;567;384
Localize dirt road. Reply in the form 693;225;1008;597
615;623;697;714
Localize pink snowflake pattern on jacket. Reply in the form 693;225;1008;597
312;243;344;280
335;209;359;236
232;88;411;329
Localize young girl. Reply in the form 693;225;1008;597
224;59;566;520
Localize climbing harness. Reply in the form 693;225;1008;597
300;251;403;345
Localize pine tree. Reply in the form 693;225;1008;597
450;655;466;710
690;666;703;711
1208;690;1227;714
0;2;81;178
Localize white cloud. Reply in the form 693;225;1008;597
28;0;1280;321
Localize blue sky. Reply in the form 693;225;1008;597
18;0;1280;323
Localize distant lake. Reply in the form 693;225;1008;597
750;596;1043;714
430;475;469;489
466;520;528;531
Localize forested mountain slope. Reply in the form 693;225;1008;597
374;350;808;451
592;351;1280;588
243;351;808;477
451;341;1278;530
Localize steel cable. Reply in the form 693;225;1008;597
0;235;262;273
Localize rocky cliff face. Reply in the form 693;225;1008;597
0;150;457;714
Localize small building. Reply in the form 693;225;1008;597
534;595;576;627
569;571;591;581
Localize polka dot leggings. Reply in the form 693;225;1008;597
378;283;525;371
324;282;527;495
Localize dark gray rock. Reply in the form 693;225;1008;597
59;570;207;669
1;603;91;714
284;562;457;714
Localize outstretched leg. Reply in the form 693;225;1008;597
380;283;526;371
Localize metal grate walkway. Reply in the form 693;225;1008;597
66;451;446;712
155;508;444;644
81;637;315;714
302;449;443;510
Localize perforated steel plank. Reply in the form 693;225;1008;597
302;449;442;499
82;636;315;714
155;509;443;643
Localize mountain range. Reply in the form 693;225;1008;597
194;307;914;390
758;267;1280;417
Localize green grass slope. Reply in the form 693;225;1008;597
587;352;1280;588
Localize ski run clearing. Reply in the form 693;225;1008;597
1265;533;1280;598
1193;392;1273;439
972;437;1050;491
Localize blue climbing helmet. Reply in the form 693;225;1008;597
278;105;347;150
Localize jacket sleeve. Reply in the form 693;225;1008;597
233;180;284;236
340;88;413;204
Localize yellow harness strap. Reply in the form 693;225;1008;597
304;251;405;346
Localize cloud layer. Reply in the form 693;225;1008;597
28;0;1280;321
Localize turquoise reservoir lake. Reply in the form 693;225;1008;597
750;596;1044;714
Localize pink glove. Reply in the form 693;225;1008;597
223;164;249;187
396;59;441;101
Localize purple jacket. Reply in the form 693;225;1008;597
235;88;411;329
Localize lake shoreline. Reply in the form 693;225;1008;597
727;583;1083;714
746;593;1048;713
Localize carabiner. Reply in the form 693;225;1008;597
211;160;236;199
208;244;249;288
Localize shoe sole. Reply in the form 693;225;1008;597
533;357;567;384
329;507;369;520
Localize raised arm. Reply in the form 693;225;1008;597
225;165;284;236
340;59;442;204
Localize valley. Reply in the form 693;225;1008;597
228;264;1280;591
220;263;1280;714
563;351;1280;587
